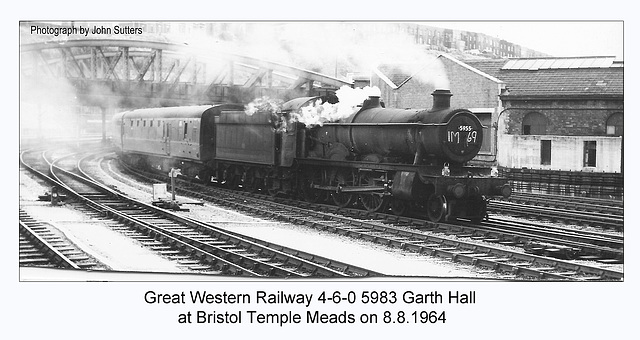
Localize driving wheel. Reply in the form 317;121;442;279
359;173;389;212
331;171;356;208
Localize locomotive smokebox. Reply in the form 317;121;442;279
431;89;453;111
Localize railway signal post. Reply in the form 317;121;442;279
166;168;188;211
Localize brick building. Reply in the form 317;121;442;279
465;56;624;173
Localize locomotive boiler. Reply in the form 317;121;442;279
308;90;482;165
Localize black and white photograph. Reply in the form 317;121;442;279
18;20;624;280
9;5;634;339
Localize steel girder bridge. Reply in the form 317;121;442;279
20;38;353;108
20;38;353;141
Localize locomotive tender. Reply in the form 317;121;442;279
112;89;510;222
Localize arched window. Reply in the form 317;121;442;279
606;112;623;136
522;112;548;135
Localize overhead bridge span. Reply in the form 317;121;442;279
20;38;353;141
20;38;352;107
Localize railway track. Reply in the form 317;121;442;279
504;191;623;214
490;191;623;231
489;200;623;231
19;209;103;270
109;155;623;281
458;216;622;262
304;203;623;263
21;147;378;278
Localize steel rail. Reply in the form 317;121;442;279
19;215;81;270
485;216;623;244
490;200;623;230
502;192;623;215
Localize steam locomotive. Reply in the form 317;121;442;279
112;89;510;222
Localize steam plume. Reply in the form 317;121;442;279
245;85;383;130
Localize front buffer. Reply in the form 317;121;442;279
392;170;511;223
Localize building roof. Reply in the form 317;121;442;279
464;57;623;99
374;53;502;90
375;64;410;89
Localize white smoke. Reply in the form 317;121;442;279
20;76;84;141
244;96;284;116
304;85;381;123
176;22;449;89
246;85;383;130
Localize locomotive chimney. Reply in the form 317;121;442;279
361;96;382;110
431;89;452;111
